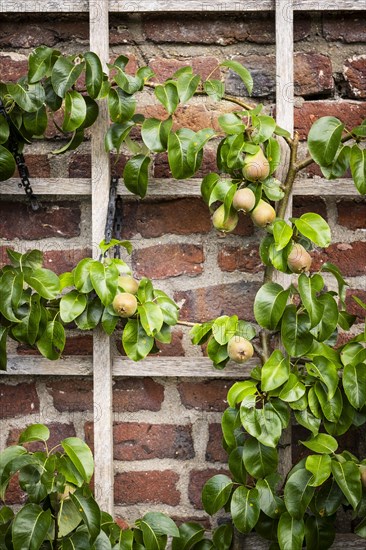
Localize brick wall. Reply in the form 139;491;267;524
0;11;365;528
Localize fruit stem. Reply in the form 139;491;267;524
253;340;267;365
259;331;270;363
176;320;197;327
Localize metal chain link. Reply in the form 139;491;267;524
104;175;123;259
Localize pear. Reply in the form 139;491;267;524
287;243;312;274
227;336;254;364
118;275;139;295
112;292;138;318
232;188;256;213
250;200;276;228
212;204;239;233
242;148;270;182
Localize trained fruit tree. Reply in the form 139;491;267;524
0;46;366;549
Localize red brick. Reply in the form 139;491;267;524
114;471;180;505
156;329;185;357
4;474;27;505
0;22;59;48
0;55;28;82
337;200;366;230
17;336;93;357
149;57;221;83
311;242;366;277
11;155;50;179
46;379;93;412
344;55;366;99
68;153;128;178
132;244;204;279
0;16;90;45
323;14;366;43
294;53;333;97
43;248;92;275
174;281;260;323
0;201;81;240
295;100;366;140
206;423;227;463
113;378;164;412
218;244;263;274
189;469;230;509
7;423;76;452
293;196;327;220
345;289;366;321
0;383;39;418
178;380;232;412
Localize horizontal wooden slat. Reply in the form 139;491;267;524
1;355;257;378
241;533;366;549
0;0;363;12
1;177;360;197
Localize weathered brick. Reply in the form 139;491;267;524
206;423;227;463
174;281;260;323
337;200;366;230
344;55;366;99
295;100;366;140
68;153;128;178
311;241;366;277
46;379;93;412
132;244;204;279
0;21;59;48
149;57;221;83
4;475;27;505
114;470;180;505
113;378;164;412
345;289;366;321
156;329;185;357
43;248;92;275
323;14;366;43
189;469;230;509
218;244;263;274
293;196;327;220
0;383;39;418
0;201;81;240
294;53;334;97
11;155;50;178
0;55;28;82
178;380;231;412
7;423;76;452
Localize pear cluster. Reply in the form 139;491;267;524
112;275;139;318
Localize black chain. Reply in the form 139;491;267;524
104;175;123;259
0;98;40;211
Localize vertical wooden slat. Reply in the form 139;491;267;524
275;0;294;481
89;0;114;514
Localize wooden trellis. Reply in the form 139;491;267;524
0;1;364;547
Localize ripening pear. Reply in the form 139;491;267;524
232;188;256;213
250;199;276;228
112;292;138;318
227;336;254;364
287;243;312;274
242;148;270;182
118;275;139;295
212;204;239;233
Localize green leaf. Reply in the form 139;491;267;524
350;144;366;195
7;81;45;112
298;273;324;328
310;293;339;342
279;373;306;403
23;105;48;136
141;117;172;153
331;460;362;510
241;404;282;448
281;305;313;357
305;516;335;550
51;55;85;98
315;383;343;423
28;45;54;83
73;258;94;293
123;154;151;199
212;315;238;345
221;60;253;95
61;437;94;483
70;488;101;544
218;113;245;135
261;350;290;392
60;290;87;323
300;433;338;454
84;51;103;99
25;268;60;300
155;82;179;115
227;380;257;408
294;409;321;436
251;115;277;144
140;512;179;537
52;128;84;154
212;524;232;550
228;447;246;484
12;504;51;550
340;342;366;367
292;213;331;248
105;121;135;154
19;424;50;444
254;282;290;330
320;144;351;180
314;478;344;517
284;469;314;519
36;320;65;360
243;437;278;479
207;337;229;369
137;278;154;303
343;362;366;410
154;291;179;326
273;220;293;252
177;73;200;104
89;261;119;307
62;90;86;132
108;88;136;123
262;177;285;201
187;128;216;172
122;319;154;361
305;454;332;487
306;356;339;400
277;513;304;550
0;113;10;144
201;474;233;515
75;297;103;330
44;76;62;110
0;144;16;181
168;128;197;179
256;478;285;519
203;79;225;101
308;116;344;166
266;137;281;174
172;522;205;550
138;302;164;337
138;520;163;550
231;486;260;533
355;516;366;539
0;270;23;322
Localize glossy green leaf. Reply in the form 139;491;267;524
23;105;48;136
256;478;285;519
340;342;366;367
7;81;45;112
212;315;238;345
292;213;331;248
310;293;339;342
321;261;348;306
52;128;84;154
298;273;324;328
324;394;355;437
105;121;135;154
273;220;293;252
315;383;343;423
306;356;339;400
355;516;366;539
108;88;136;123
140;512;179;537
266;137;281;174
12;504;51;550
138;301;164;337
308;116;344;166
84;51;103;99
331;460;362;510
252;115;276;144
202;474;233;515
231;486;260;534
25;267;60;300
221;60;253;94
254;282;290;330
177;73;200;103
261;350;290;392
0;144;16;181
284;469;314;519
168;128;197;179
306;454;332;487
207;337;229;369
112;58;142;94
314;478;344;517
187;128;216;172
203;79;225;101
28;45;54;83
228;446;247;484
294;409;321;437
51;55;85;98
279;373;306;403
141;117;173;153
171;522;205;550
0;270;23;322
262;177;285;201
281;305;313;357
62;437;94;483
218;113;245;135
122;319;154;361
243;437;278;479
62;90;86;132
343;362;366;410
350;144;366;195
89;261;119;307
36;320;65;360
60;290;87;323
75;297;103;330
212;524;232;550
73;257;93;293
155;82;179;115
70;488;101;543
300;433;338;454
227;381;257;408
154;291;179;326
123;154;151;198
19;424;49;444
305;516;335;550
241;404;282;448
0;113;9;144
321;144;351;180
